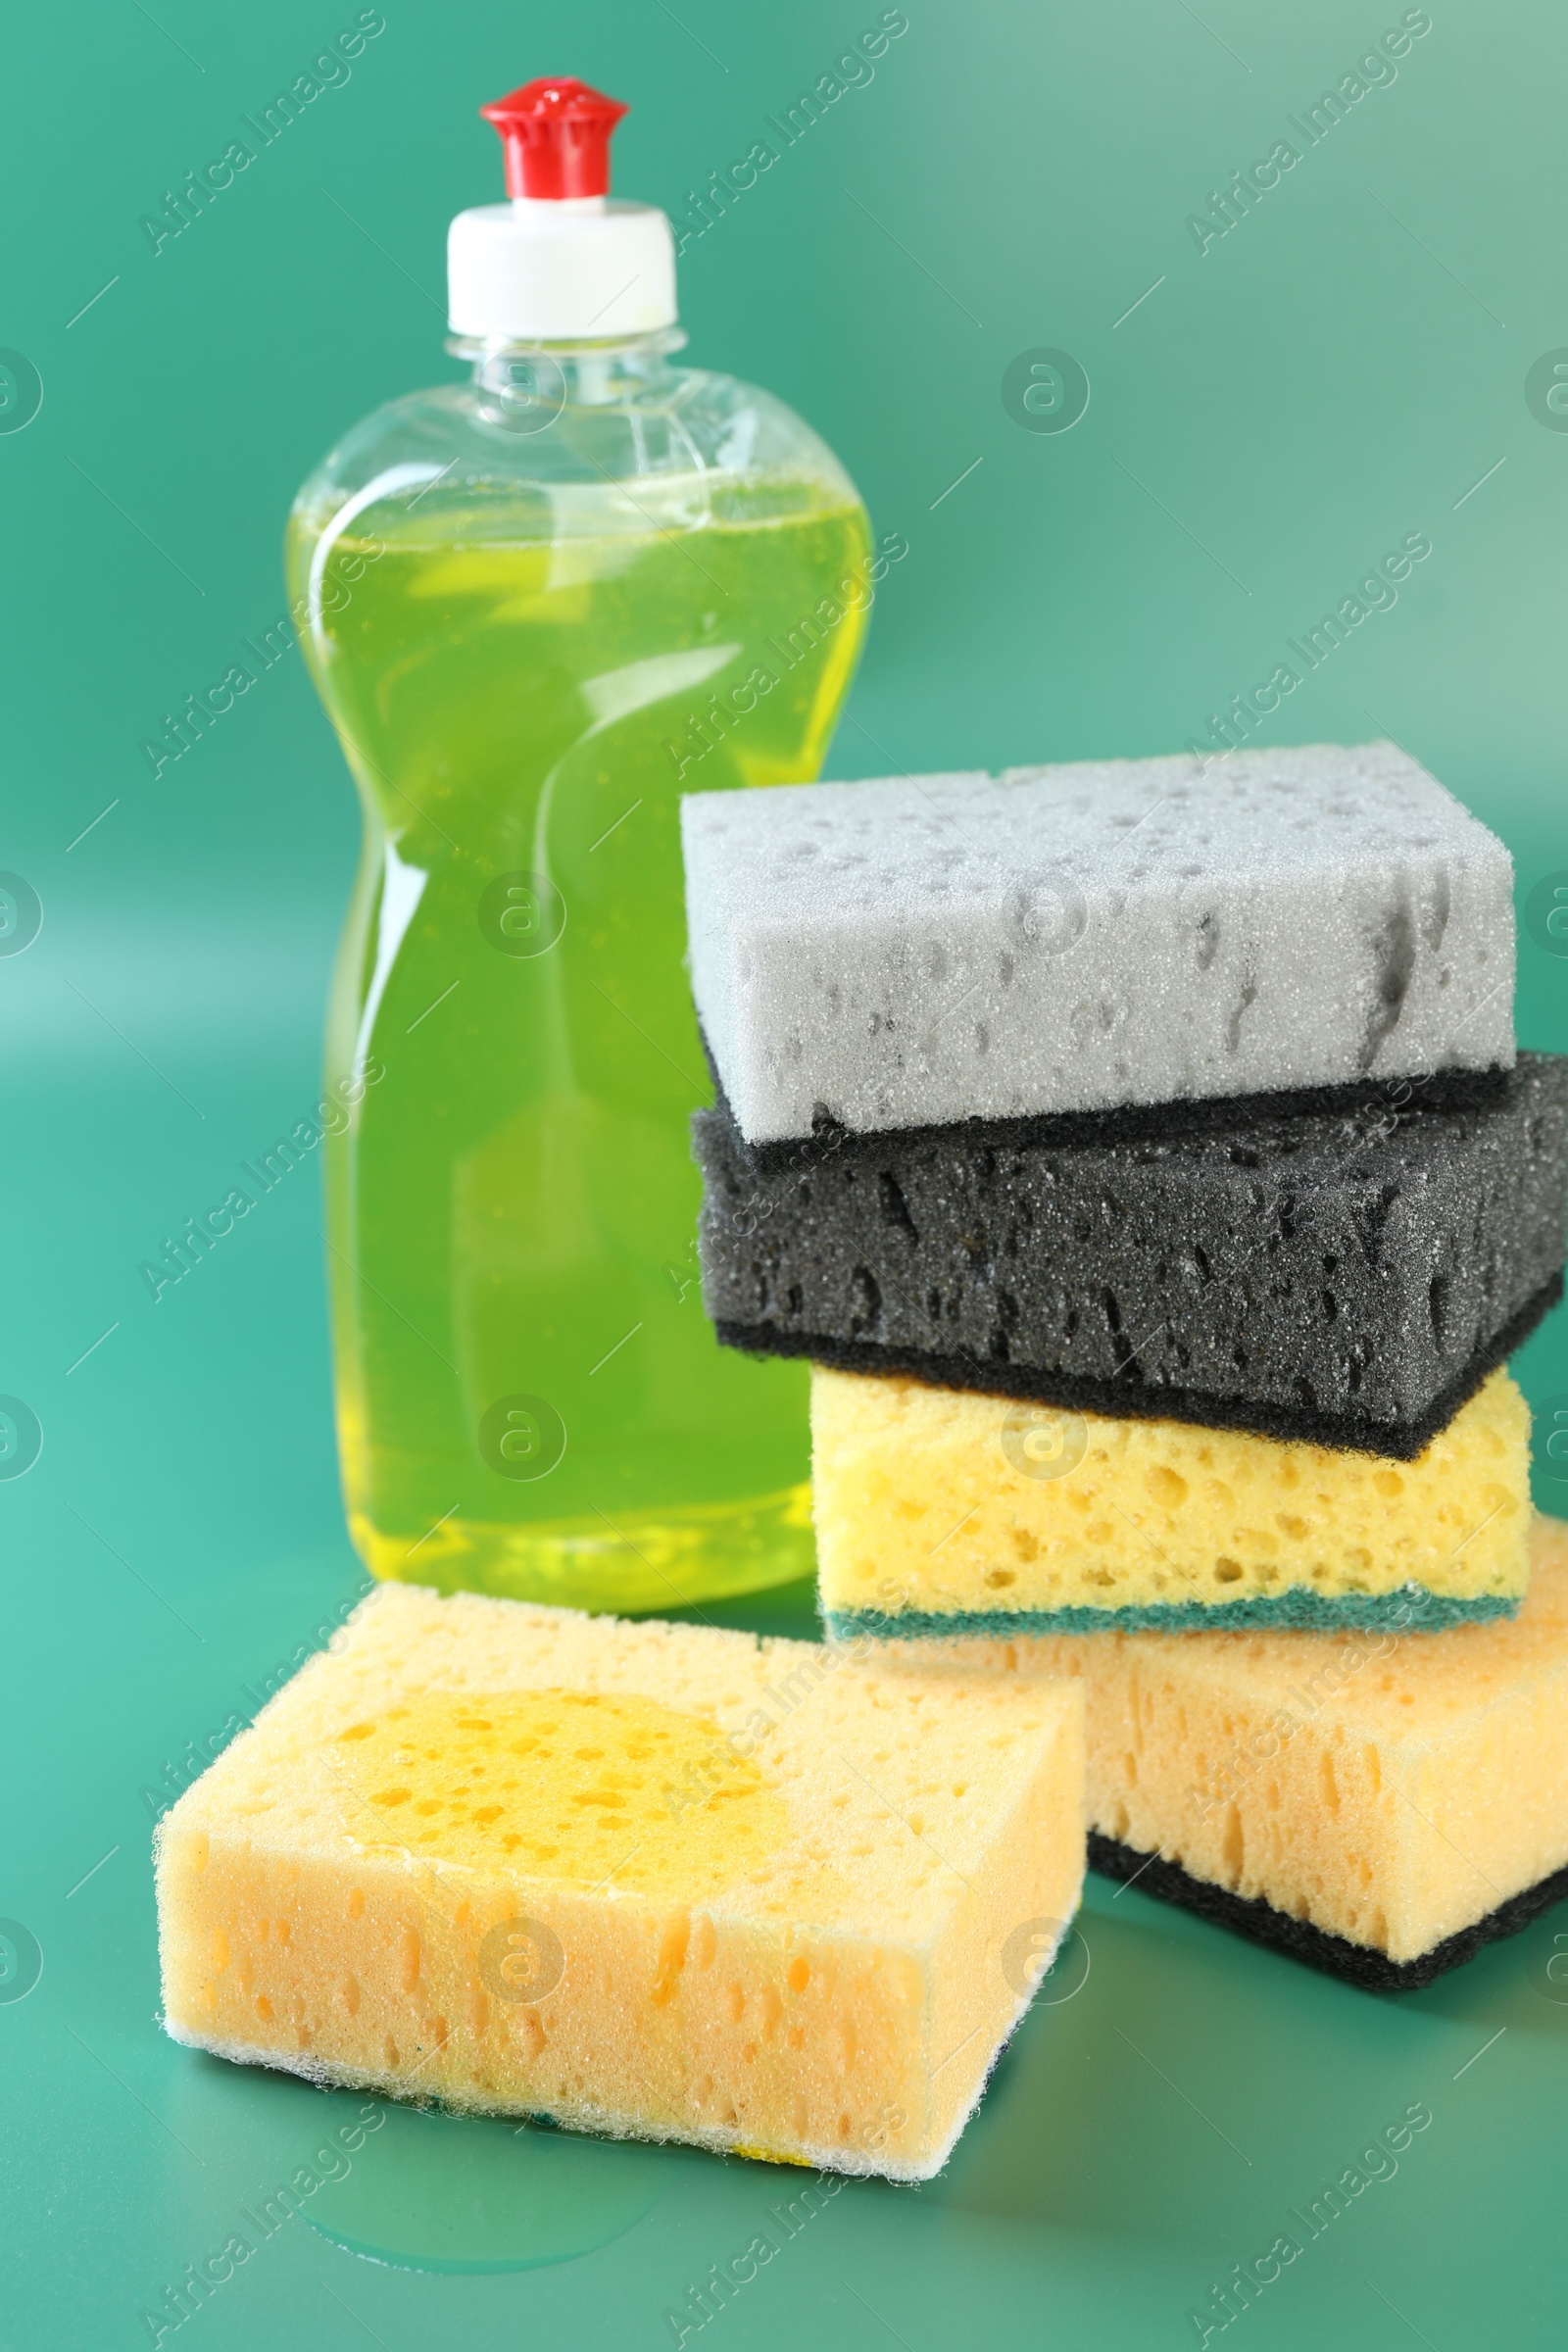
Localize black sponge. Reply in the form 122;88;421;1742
1088;1831;1568;1990
694;1054;1567;1459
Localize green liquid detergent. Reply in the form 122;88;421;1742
287;76;875;1608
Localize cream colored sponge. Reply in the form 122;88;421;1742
903;1514;1568;1973
156;1583;1084;2180
813;1364;1531;1637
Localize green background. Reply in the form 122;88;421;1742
4;0;1567;2345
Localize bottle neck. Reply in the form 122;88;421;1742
450;327;687;418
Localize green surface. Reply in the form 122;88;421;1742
4;0;1568;2345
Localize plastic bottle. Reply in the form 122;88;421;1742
287;79;876;1609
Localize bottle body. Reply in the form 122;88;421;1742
289;340;871;1607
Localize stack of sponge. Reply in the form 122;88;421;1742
685;742;1568;1984
147;743;1567;2192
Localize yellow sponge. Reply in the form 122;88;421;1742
812;1364;1531;1637
895;1514;1568;1973
156;1584;1084;2180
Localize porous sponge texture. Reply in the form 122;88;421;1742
811;1364;1531;1634
697;1055;1568;1454
681;742;1515;1143
156;1586;1084;2182
911;1513;1568;1966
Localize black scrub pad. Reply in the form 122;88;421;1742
694;1054;1567;1460
1088;1831;1568;1991
727;1062;1510;1178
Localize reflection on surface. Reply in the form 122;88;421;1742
305;2102;665;2273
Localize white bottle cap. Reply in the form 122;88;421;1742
449;77;678;343
448;197;677;341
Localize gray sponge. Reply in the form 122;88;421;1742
695;1055;1567;1458
681;743;1516;1145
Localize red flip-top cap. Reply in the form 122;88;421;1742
479;77;629;201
